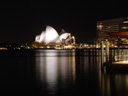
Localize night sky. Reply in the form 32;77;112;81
0;1;127;44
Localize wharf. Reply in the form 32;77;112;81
105;61;128;71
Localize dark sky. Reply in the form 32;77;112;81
0;1;127;44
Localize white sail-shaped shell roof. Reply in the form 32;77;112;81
59;33;70;43
65;37;72;43
39;31;45;43
45;26;60;44
35;35;40;42
35;26;61;44
35;25;74;45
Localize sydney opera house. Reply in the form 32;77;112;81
32;26;75;48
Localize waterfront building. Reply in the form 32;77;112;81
97;17;128;43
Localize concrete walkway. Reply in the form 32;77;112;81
112;61;128;65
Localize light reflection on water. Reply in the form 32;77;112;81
35;50;76;95
34;49;128;96
1;49;128;95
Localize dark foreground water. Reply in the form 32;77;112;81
0;49;128;96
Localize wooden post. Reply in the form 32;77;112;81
117;37;121;62
101;41;104;68
106;39;109;64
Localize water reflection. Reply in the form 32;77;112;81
33;49;128;96
2;49;128;95
35;50;76;95
99;49;128;96
99;70;128;96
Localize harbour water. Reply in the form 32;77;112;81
0;49;128;96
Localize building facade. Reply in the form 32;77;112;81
97;17;128;42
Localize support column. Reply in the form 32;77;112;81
106;39;109;64
101;41;104;68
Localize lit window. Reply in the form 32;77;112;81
97;24;103;30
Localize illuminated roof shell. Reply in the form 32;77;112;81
35;35;40;42
35;26;61;44
65;37;72;43
39;31;45;43
59;33;70;43
45;26;61;44
35;25;75;45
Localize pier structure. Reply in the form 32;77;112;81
101;39;128;70
101;39;109;68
